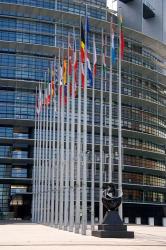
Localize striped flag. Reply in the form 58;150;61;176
80;21;85;88
93;34;97;77
81;63;85;88
119;15;125;59
63;59;67;104
86;16;93;87
63;59;67;85
59;63;63;104
111;23;116;64
44;82;51;106
81;21;85;63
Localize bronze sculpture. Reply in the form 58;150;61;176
102;183;122;211
92;182;134;238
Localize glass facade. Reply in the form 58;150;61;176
0;0;165;224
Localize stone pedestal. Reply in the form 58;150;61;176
92;211;134;238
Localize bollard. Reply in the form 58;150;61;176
162;217;166;227
124;217;129;224
95;217;98;223
148;217;154;226
135;217;141;225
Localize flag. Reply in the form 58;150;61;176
81;21;85;63
63;59;67;85
86;16;93;87
68;33;73;96
59;62;63;104
36;85;42;115
68;33;73;77
51;62;55;97
111;23;116;64
120;15;125;59
74;34;78;83
81;63;85;88
44;83;51;106
44;88;49;106
47;83;51;105
63;59;68;104
93;34;97;77
87;58;93;87
43;71;51;106
70;32;78;97
59;63;63;86
80;21;85;88
102;33;106;72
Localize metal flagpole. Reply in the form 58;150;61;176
59;11;65;228
47;72;53;224
46;82;51;224
37;83;42;223
69;28;76;233
55;50;61;227
109;17;113;183
39;84;43;223
32;87;37;222
43;88;47;224
99;29;104;224
91;34;96;231
59;51;65;229
75;53;81;234
51;59;56;226
64;35;70;230
82;4;88;235
118;11;123;219
40;78;46;223
44;84;49;224
35;86;40;222
39;84;44;223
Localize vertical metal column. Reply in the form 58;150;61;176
32;87;37;222
64;36;70;231
40;84;46;223
82;4;88;235
44;87;49;224
109;18;113;183
99;29;104;224
69;33;76;232
47;88;53;223
75;54;81;234
118;13;123;219
50;60;56;226
91;34;96;231
59;59;65;229
55;53;61;226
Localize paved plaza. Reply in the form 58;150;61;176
0;222;165;250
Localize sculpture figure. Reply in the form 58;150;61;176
92;182;134;238
102;183;122;211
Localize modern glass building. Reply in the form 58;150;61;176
118;0;166;43
0;0;166;226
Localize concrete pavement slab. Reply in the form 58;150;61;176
0;222;165;250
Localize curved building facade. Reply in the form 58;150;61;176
0;0;165;225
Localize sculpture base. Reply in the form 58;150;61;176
92;211;134;238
